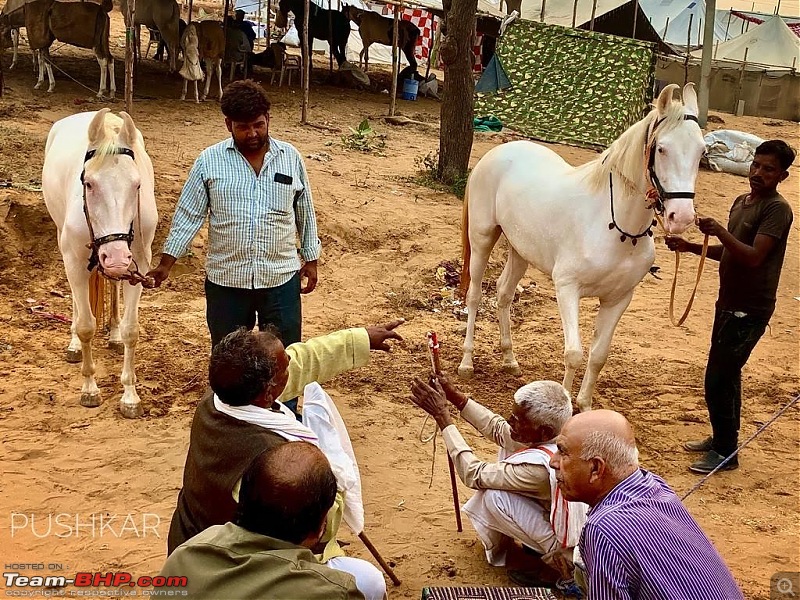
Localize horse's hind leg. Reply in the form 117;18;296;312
458;225;502;380
575;291;634;412
496;246;527;376
108;281;124;355
118;280;144;418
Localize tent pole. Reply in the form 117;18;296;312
697;0;716;126
733;47;748;114
571;0;578;27
388;0;401;116
589;0;597;30
223;0;231;80
328;0;333;74
125;0;136;113
302;0;310;123
724;9;731;39
663;16;670;40
267;0;271;43
187;0;193;25
631;0;637;37
539;0;546;22
683;12;692;86
257;0;262;49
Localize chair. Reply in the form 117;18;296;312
280;52;302;87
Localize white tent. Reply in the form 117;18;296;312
659;0;728;46
692;14;800;69
515;0;631;27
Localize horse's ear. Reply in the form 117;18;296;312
682;82;698;117
118;111;139;148
87;108;111;146
655;83;679;116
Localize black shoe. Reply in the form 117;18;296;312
507;569;555;588
689;450;739;474
684;436;713;452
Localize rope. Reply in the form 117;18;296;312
682;394;800;501
657;214;709;327
419;415;438;488
39;53;104;95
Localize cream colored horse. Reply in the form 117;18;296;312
458;84;705;411
42;109;158;418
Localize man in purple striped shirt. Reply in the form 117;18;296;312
550;410;743;600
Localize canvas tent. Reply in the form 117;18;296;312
718;9;800;39
659;0;728;46
692;15;800;69
475;18;655;147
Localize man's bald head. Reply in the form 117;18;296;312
235;442;337;545
551;410;639;506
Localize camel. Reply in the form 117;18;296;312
342;4;419;73
0;6;25;69
120;0;180;73
179;20;225;103
1;0;116;97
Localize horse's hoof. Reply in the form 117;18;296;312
457;365;474;380
80;392;102;408
108;341;125;355
65;349;83;363
502;362;522;376
119;401;143;419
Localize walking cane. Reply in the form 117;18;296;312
427;331;463;533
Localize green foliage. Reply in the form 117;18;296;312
341;119;386;153
413;150;469;199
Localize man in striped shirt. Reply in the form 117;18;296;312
147;80;321;376
550;410;743;599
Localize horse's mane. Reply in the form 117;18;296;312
582;99;687;194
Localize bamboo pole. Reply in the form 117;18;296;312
631;0;637;38
539;0;546;22
724;9;731;39
267;0;271;43
663;16;670;40
734;47;748;114
302;0;310;123
223;0;231;80
328;0;333;74
683;13;693;86
257;0;262;49
589;0;597;30
125;0;136;112
572;0;578;27
388;0;401;116
358;532;401;586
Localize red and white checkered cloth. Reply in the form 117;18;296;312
381;5;439;60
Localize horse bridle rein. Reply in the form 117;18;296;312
80;148;150;285
608;113;700;245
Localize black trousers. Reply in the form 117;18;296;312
704;308;768;456
205;274;302;347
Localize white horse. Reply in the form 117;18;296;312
42;109;158;418
458;83;705;412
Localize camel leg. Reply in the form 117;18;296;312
181;77;188;100
96;55;107;98
359;47;365;70
108;281;124;354
43;51;55;93
575;292;634;412
215;58;222;100
554;281;583;402
118;279;144;418
34;49;47;90
496;246;528;376
363;43;369;72
193;80;199;103
107;56;116;98
458;226;502;379
201;60;211;101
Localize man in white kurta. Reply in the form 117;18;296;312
410;376;588;578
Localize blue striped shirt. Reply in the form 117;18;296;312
580;469;743;600
163;137;321;289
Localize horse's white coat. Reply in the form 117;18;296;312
459;84;705;411
42;110;158;418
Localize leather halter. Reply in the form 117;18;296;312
645;114;700;215
80;147;136;275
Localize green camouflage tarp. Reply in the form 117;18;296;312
474;19;656;148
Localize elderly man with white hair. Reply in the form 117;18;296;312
410;375;588;590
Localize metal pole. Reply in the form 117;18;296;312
125;0;136;113
388;0;401;116
697;0;716;126
572;0;578;28
302;0;310;123
589;0;597;30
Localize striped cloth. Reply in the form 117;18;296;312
163;137;321;289
421;588;556;600
579;469;744;600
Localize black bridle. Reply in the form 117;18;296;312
80;147;137;278
645;114;700;215
607;113;700;245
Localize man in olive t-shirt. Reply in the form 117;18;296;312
666;140;795;474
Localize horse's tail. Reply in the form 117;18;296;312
459;183;471;299
89;268;105;331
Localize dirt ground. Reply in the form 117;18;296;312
0;10;798;599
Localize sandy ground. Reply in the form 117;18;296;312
0;9;798;599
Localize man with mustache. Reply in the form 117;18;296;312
147;80;319;415
666;140;795;473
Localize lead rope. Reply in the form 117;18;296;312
655;214;710;327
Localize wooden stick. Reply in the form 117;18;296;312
301;0;310;123
358;532;401;586
389;0;401;116
125;0;136;112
